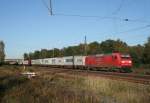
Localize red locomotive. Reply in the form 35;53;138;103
85;52;132;72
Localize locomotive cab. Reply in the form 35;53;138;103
120;54;132;68
111;53;132;72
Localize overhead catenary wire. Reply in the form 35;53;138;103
115;24;150;34
96;24;150;35
54;13;150;24
41;0;53;15
95;24;150;39
40;0;150;34
111;0;124;15
110;0;124;38
40;0;150;24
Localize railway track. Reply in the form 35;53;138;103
79;70;150;84
35;67;150;85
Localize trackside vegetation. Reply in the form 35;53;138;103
0;41;5;65
0;66;150;103
24;37;150;68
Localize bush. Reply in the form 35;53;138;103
0;75;28;102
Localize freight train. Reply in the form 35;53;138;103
21;52;132;72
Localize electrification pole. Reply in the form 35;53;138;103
53;48;55;57
49;0;53;15
84;35;87;56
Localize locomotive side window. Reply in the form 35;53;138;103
112;55;117;59
66;59;73;62
96;56;103;58
77;59;82;62
45;60;48;63
52;59;55;63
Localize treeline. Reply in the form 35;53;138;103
24;37;150;68
0;41;5;65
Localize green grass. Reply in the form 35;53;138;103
0;66;150;103
84;77;150;103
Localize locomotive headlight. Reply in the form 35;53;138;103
121;61;125;63
128;61;132;63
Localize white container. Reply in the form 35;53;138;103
63;56;74;66
74;56;86;66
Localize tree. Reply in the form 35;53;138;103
29;52;34;59
47;50;54;58
100;39;116;53
88;42;101;55
143;37;150;64
33;50;40;59
40;49;48;58
24;53;29;60
69;44;84;56
0;41;5;64
100;39;128;53
129;45;144;67
63;47;74;56
113;39;129;53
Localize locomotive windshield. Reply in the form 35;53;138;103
121;54;131;59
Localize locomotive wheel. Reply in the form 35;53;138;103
120;68;132;73
109;67;119;72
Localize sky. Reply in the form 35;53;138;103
0;0;150;59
